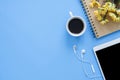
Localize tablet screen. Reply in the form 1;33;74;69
93;38;120;80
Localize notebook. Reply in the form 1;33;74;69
80;0;120;38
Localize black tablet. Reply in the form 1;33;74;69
93;38;120;80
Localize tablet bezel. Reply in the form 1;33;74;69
93;37;120;80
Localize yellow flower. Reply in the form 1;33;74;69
98;8;107;15
116;9;120;15
114;17;120;22
95;1;101;8
97;15;103;21
94;10;103;21
108;12;117;21
89;0;101;8
104;2;112;7
100;19;109;25
107;4;116;12
108;8;116;12
100;21;106;25
89;3;94;8
102;2;116;12
94;10;99;16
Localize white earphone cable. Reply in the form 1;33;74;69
73;45;101;79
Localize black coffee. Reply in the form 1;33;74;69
68;18;84;34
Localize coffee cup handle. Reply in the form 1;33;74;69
69;11;74;17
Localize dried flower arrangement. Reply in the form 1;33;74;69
90;0;120;25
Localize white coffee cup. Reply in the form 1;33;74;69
66;11;86;37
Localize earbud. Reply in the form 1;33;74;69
81;49;86;58
81;49;86;54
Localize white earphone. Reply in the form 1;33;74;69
73;45;101;79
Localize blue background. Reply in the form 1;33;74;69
0;0;120;80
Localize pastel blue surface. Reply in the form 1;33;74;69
0;0;120;80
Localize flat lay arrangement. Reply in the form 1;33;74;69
0;0;120;80
65;0;120;80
